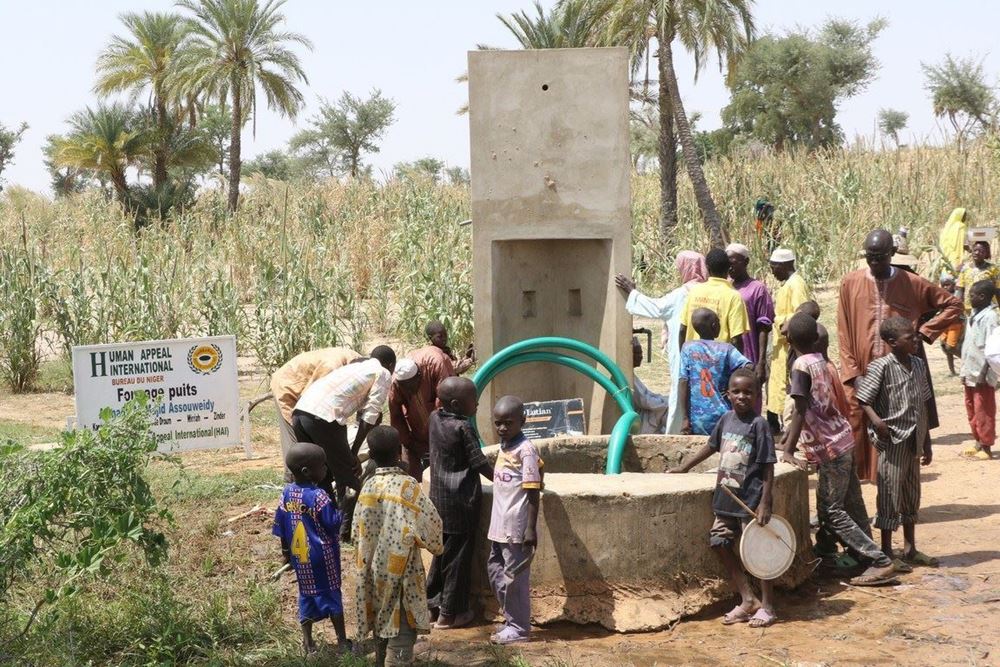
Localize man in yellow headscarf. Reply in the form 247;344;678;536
939;207;968;276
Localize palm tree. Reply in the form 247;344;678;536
175;0;312;212
606;0;754;247
94;11;186;190
50;104;149;206
499;0;612;48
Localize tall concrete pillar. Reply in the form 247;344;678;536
468;48;632;438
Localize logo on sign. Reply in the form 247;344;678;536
188;344;222;375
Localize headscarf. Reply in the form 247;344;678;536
939;207;967;275
675;251;707;286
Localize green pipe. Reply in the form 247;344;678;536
475;337;630;396
470;338;637;475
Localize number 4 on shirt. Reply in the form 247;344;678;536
290;521;309;563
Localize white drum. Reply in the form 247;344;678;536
739;514;796;581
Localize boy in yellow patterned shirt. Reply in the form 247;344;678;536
352;426;443;667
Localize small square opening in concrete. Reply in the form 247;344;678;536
522;291;537;318
568;289;582;316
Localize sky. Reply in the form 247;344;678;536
2;0;999;195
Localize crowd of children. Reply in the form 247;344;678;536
273;383;540;662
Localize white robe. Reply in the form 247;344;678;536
625;285;690;434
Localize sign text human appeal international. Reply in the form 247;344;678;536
72;336;240;452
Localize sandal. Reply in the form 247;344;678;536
721;604;754;625
974;450;993;460
962;443;983;458
902;550;939;567
849;566;898;587
748;608;777;628
892;558;913;573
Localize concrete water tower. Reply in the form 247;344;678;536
468;47;633;437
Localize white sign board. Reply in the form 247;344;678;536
72;335;240;452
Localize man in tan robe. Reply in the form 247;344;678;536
838;230;962;481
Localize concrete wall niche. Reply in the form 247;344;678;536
468;48;632;437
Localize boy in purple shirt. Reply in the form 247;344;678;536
780;314;896;586
272;442;349;655
487;395;542;645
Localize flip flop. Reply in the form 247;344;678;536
748;608;777;628
721;604;754;625
962;444;983;458
974;450;993;460
903;551;939;567
892;558;913;573
849;569;898;587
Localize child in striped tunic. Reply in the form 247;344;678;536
855;316;937;571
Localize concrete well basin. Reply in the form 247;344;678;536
472;434;811;632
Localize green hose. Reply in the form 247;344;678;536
471;338;637;475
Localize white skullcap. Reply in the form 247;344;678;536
394;358;419;381
726;243;751;258
769;247;796;263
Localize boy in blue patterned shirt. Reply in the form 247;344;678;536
273;441;349;655
679;308;753;435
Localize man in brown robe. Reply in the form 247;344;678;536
388;343;457;480
838;229;963;481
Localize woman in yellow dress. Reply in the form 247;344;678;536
939;207;968;277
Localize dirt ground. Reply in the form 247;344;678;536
4;330;1000;665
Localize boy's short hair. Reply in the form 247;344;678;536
285;441;325;472
493;395;525;419
370;345;397;370
879;316;913;342
691;307;720;338
425;320;446;338
367;425;401;466
970;279;995;299
705;248;731;277
787;312;819;347
729;366;758;390
438;376;474;404
795;300;821;320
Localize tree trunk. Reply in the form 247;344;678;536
656;37;678;240
153;98;169;191
111;169;130;208
661;39;727;248
228;85;242;212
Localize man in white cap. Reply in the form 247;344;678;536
768;247;811;432
389;325;462;480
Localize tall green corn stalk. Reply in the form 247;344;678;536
0;249;49;392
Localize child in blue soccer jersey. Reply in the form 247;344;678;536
273;441;350;655
678;308;753;435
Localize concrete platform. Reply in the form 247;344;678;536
471;435;811;632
